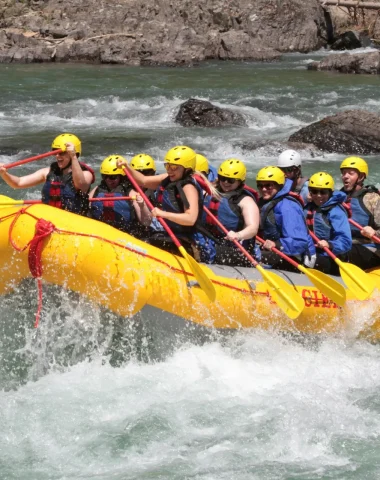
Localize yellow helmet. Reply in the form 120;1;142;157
52;133;82;156
195;154;209;174
130;154;156;172
340;156;368;177
309;171;334;190
164;146;196;170
256;166;285;185
218;158;246;181
100;155;126;176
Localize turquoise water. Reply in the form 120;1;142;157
1;52;380;479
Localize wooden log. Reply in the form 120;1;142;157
320;0;380;9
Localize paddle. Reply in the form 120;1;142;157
308;230;376;300
123;167;216;302
0;196;136;206
342;203;380;244
4;150;62;169
255;235;346;307
203;206;304;319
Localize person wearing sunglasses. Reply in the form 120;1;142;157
277;149;309;204
257;166;315;272
304;172;351;275
89;155;151;233
118;146;216;258
195;153;218;183
0;133;95;215
201;158;260;266
340;156;380;270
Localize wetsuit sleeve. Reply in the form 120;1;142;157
327;207;352;255
275;199;309;256
363;192;380;236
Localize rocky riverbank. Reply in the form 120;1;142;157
0;0;328;65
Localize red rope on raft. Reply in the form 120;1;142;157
7;209;55;327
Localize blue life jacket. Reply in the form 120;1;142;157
344;186;379;235
199;187;258;263
41;161;94;215
203;187;257;236
343;185;380;250
91;181;135;232
207;165;218;182
304;191;351;256
259;179;313;257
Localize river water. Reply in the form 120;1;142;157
1;50;380;479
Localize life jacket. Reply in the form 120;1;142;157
343;185;380;237
259;191;304;241
203;187;257;238
156;174;204;235
91;181;136;231
305;203;347;240
41;161;95;215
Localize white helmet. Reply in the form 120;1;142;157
277;150;301;168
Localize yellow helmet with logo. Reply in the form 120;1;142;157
164;146;196;170
218;158;246;181
309;171;334;190
340;156;368;177
256;166;285;185
195;154;209;174
100;155;126;176
130;153;156;172
52;133;82;156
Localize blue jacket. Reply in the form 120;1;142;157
298;180;309;205
208;165;218;183
304;191;352;256
260;179;313;256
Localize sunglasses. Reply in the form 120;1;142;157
102;174;121;180
280;166;295;173
164;163;180;171
309;188;330;195
218;175;237;184
257;183;275;190
136;169;155;176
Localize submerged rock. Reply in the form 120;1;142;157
175;98;247;127
308;51;380;74
288;110;380;154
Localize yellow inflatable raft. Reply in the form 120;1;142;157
0;195;379;339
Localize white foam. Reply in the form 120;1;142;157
1;330;380;477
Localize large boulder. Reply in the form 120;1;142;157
0;0;328;65
330;30;370;51
175;98;247;127
288;110;380;154
308;51;380;74
239;140;324;158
